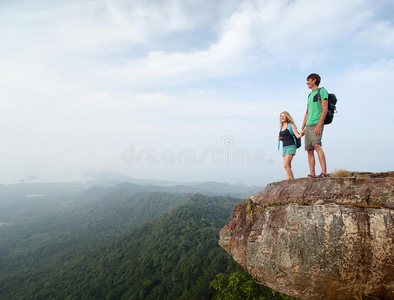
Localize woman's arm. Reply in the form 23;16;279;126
292;124;303;138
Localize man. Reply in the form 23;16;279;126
300;73;328;178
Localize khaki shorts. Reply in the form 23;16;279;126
305;124;323;151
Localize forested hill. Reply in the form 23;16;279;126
0;185;243;299
0;182;295;300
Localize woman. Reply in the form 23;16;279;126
278;111;303;180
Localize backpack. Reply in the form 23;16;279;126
288;123;301;149
316;88;338;125
278;123;301;150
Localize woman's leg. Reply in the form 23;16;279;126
283;154;294;180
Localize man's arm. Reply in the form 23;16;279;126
300;106;308;136
314;99;328;136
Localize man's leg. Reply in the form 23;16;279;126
305;125;316;177
307;150;315;176
314;144;327;175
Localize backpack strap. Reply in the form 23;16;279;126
288;123;294;136
316;88;321;101
288;123;297;146
278;126;281;150
317;87;329;101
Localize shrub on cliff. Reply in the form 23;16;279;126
210;271;297;300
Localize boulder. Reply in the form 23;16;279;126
219;173;394;300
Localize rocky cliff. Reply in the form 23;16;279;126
219;172;394;300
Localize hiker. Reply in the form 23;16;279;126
300;73;328;178
278;111;303;180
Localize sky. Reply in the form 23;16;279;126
1;0;394;186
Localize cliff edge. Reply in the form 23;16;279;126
219;172;394;300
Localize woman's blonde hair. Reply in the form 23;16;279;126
280;111;296;126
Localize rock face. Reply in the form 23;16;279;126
219;172;394;300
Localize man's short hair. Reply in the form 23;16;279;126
307;73;321;86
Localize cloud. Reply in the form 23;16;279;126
356;20;394;49
75;88;282;121
90;0;381;87
96;2;256;86
1;0;394;184
2;0;391;121
342;58;394;103
1;0;391;90
54;0;220;53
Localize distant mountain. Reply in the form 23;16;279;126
0;171;264;201
0;181;84;197
82;170;264;198
82;170;186;187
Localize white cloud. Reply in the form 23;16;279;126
1;0;390;89
89;0;381;86
341;58;394;103
356;20;394;49
53;0;220;53
96;2;257;86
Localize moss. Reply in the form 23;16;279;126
246;199;254;225
350;202;383;209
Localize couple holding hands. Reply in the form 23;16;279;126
278;73;328;180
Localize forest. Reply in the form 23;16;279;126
0;182;295;299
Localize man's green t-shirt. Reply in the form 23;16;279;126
306;88;328;125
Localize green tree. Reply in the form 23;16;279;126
210;271;298;300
